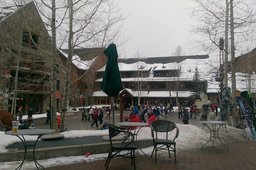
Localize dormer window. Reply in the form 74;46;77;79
22;31;39;49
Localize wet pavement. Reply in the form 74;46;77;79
45;140;256;170
6;111;256;170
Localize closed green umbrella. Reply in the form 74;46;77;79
101;43;123;124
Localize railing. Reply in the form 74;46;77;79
10;83;50;94
10;63;51;75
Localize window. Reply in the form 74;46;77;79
153;70;179;77
56;80;60;90
22;31;39;49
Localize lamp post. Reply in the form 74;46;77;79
169;91;172;107
138;65;144;106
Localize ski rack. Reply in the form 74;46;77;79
237;91;256;140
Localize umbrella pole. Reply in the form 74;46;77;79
111;96;115;125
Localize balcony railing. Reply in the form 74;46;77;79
10;65;51;75
10;83;50;94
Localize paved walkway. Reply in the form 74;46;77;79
45;140;256;170
5;111;256;169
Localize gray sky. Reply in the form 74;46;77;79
117;0;203;58
117;0;256;59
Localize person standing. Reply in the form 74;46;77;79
140;107;147;123
91;108;99;128
147;113;157;125
133;105;139;114
17;106;23;123
27;107;34;126
105;107;111;119
81;106;89;121
88;107;94;121
178;103;183;119
182;108;189;124
98;108;104;124
45;105;51;124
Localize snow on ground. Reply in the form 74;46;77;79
0;113;250;169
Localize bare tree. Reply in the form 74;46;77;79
192;0;256;53
192;0;256;123
35;0;123;131
0;0;123;131
173;46;183;106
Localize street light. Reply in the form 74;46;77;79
138;65;144;106
169;91;172;109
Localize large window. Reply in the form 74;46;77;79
22;31;39;49
154;70;178;77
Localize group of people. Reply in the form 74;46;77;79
14;106;35;128
127;104;170;125
81;106;107;128
177;102;219;123
81;104;163;128
177;104;190;124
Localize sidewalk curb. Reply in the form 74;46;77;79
0;140;152;162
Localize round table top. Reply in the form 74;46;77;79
5;129;55;136
200;121;227;125
118;122;148;127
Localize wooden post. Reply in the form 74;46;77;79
120;95;123;122
111;96;115;125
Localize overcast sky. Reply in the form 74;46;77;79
116;0;256;59
117;0;204;58
1;0;255;59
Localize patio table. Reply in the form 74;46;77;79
118;122;149;155
200;121;228;150
5;128;55;170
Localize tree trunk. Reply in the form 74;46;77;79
50;0;57;130
224;0;229;87
60;0;74;132
230;0;236;126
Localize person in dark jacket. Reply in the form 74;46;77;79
17;106;23;123
140;108;147;122
45;105;51;124
182;108;189;124
27;107;34;126
98;108;104;124
91;108;99;128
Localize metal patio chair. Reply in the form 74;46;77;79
150;120;179;164
105;123;137;170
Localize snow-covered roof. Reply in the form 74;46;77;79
230;72;256;92
92;55;256;95
117;62;150;71
59;50;93;70
93;90;193;98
